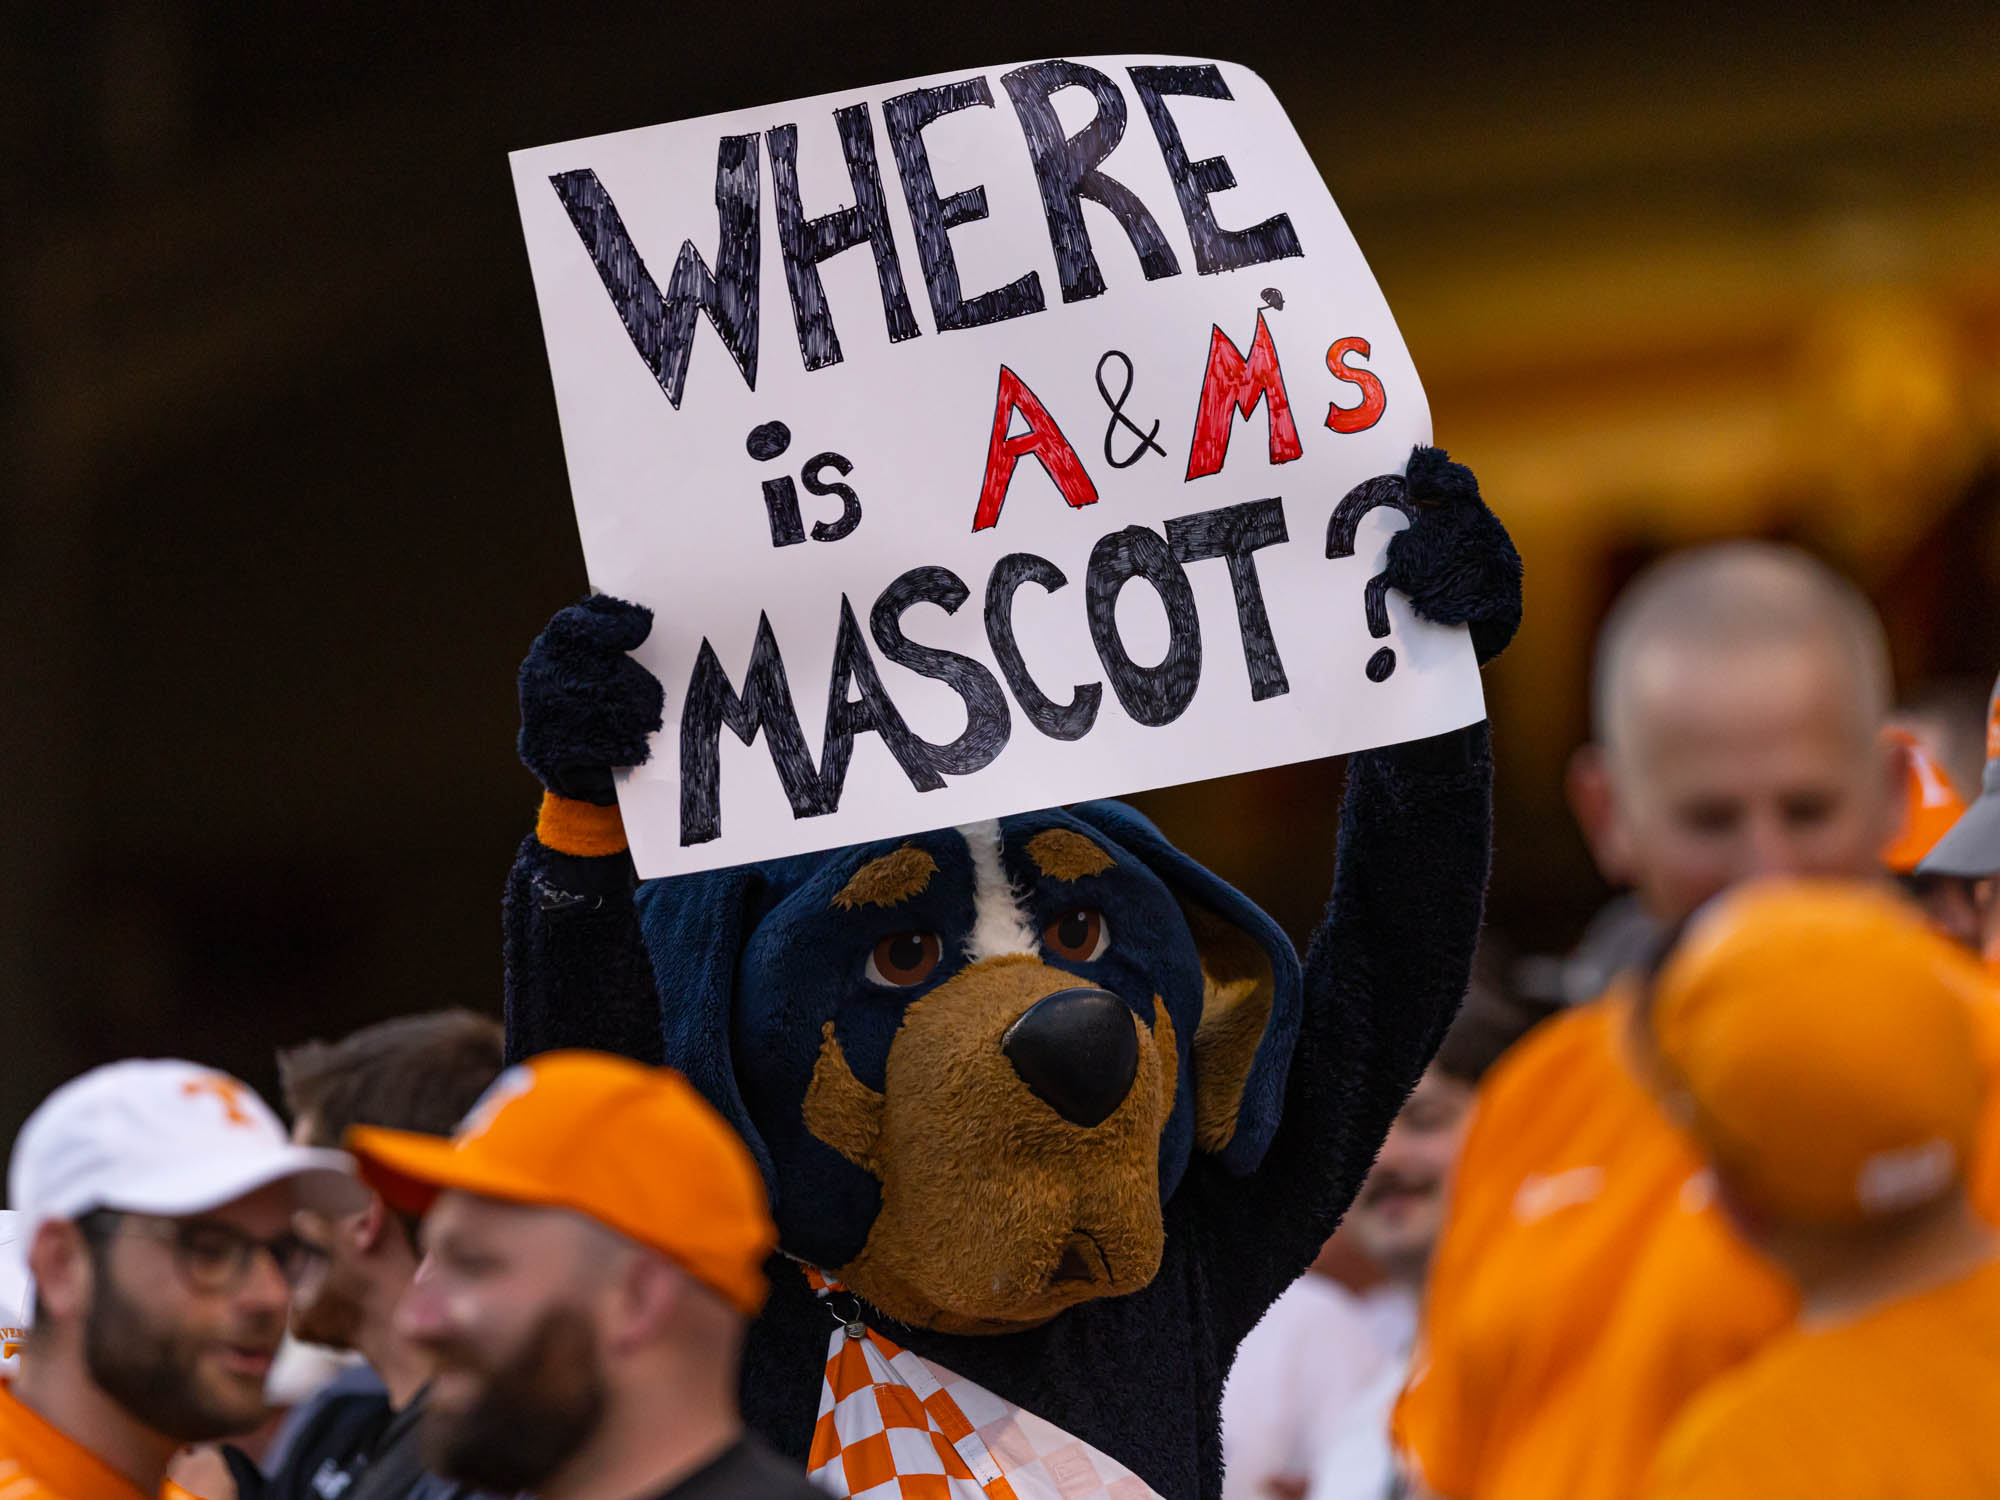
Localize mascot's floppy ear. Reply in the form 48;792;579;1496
631;868;774;1186
1067;801;1302;1175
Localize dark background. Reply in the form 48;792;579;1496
5;2;1999;1138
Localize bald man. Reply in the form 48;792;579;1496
1393;543;1902;1500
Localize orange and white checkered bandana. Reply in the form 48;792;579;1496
802;1270;1163;1500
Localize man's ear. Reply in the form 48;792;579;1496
1567;743;1634;885
603;1250;690;1356
349;1192;390;1255
28;1219;94;1326
1876;730;1911;856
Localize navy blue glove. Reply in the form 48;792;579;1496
1379;446;1523;666
516;596;665;806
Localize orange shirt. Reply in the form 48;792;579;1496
0;1383;194;1500
1396;985;2000;1500
1642;1255;2000;1499
1972;984;2000;1215
1392;994;1796;1500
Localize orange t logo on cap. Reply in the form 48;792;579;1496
183;1076;255;1128
457;1066;533;1143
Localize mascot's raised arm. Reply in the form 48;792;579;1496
502;445;1521;1500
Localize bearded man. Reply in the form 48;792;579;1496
346;1051;819;1500
6;1059;364;1500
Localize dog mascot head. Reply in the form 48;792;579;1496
635;803;1298;1334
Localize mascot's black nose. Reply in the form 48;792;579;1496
1001;988;1139;1128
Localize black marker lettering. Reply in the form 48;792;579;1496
801;452;862;542
1166;498;1291;700
983;553;1102;740
821;595;946;801
767;107;921;370
1126;65;1303;276
882;78;1046;331
760;477;806;547
870;567;1012;775
679;614;823;845
1085;526;1203;726
1000;60;1179;304
550;137;761;409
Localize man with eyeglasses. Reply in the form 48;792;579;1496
3;1059;366;1500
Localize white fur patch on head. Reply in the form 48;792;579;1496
959;820;1038;961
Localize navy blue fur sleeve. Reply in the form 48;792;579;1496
1182;720;1492;1346
501;835;664;1067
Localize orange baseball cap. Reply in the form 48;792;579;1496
1881;728;1968;873
1652;879;1988;1226
345;1051;775;1315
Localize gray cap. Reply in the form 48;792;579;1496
1917;671;2000;879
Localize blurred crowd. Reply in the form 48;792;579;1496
5;537;2000;1500
1224;542;2000;1499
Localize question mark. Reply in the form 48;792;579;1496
1325;476;1416;682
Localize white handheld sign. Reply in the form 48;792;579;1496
511;56;1483;878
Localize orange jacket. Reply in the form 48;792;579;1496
1396;984;2000;1500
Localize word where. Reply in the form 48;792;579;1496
552;62;1302;410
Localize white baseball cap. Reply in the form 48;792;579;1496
0;1212;27;1371
8;1060;367;1265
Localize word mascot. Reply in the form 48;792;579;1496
503;449;1521;1500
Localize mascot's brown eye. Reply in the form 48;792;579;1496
867;931;942;988
1044;908;1109;963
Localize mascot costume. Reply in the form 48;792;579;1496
503;446;1521;1500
